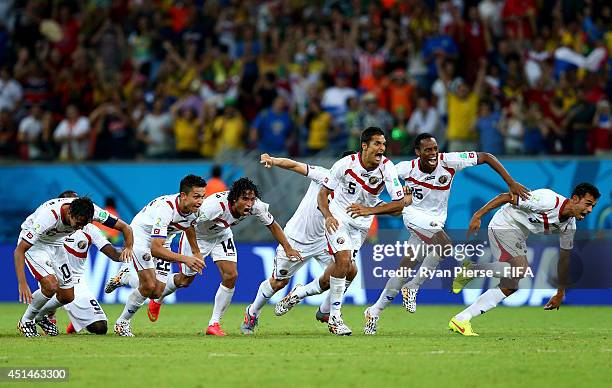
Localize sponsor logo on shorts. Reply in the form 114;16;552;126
77;240;87;249
337;237;345;244
279;269;288;276
142;253;152;261
438;175;448;184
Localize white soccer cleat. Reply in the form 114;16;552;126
363;307;379;335
401;287;418;313
328;314;352;336
17;320;40;338
274;284;302;316
105;267;130;294
114;320;135;337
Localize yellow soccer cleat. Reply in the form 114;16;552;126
452;260;475;294
448;317;479;336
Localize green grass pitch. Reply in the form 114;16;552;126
1;303;610;387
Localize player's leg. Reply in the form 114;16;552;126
64;283;108;335
115;247;157;337
207;259;237;336
105;262;139;293
318;255;357;323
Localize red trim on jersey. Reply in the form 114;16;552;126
407;177;451;191
411;160;415;169
540;213;550;234
84;232;92;246
351;154;355;161
493;234;513;262
25;257;43;280
440;153;444;160
175;196;189;217
558;199;569;220
170;222;189;231
177;233;185;274
408;227;434;244
60;205;68;225
166;200;174;210
345;169;385;194
327;240;333;255
330;191;335;199
220;202;226;211
554;197;559;208
215;218;231;228
64;244;87;258
383;157;389;164
442;166;456;177
51;209;58;220
133;258;141;272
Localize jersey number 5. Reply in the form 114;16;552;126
347;182;357;195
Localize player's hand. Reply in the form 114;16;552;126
18;282;32;304
260;153;275;168
508;180;530;201
194;252;205;263
119;247;133;263
467;215;481;238
544;292;564;310
285;247;303;262
325;216;339;234
346;203;372;218
184;255;205;274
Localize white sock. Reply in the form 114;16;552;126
455;288;506;321
22;290;51;322
35;296;65;320
249;280;275;316
404;254;442;289
322;279;352;314
370;276;406;316
328;276;346;318
295;278;323;299
471;262;511;278
155;274;178;303
118;289;147;321
209;284;235;326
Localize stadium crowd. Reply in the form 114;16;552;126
0;0;611;161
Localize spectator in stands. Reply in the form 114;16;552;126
321;72;357;126
214;102;246;154
0;66;22;113
591;99;611;154
304;98;334;154
137;98;173;159
206;165;228;196
407;96;439;137
250;96;294;155
501;99;525;155
475;100;504;154
17;104;46;160
357;93;393;134
565;87;596;155
53;104;90;161
171;100;200;159
0;109;15;157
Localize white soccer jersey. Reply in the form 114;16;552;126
397;151;478;224
63;224;111;278
283;165;329;245
20;198;115;247
194;191;274;240
131;194;198;248
323;152;404;230
491;188;576;249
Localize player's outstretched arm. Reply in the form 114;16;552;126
100;244;123;262
467;192;515;238
477;152;530;200
260;153;307;176
112;219;134;262
544;248;571;310
14;240;33;304
150;238;205;273
266;221;303;261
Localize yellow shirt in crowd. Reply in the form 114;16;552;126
307;112;332;150
174;118;199;152
447;92;478;141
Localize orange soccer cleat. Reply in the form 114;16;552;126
147;300;162;322
205;323;227;336
66;322;76;334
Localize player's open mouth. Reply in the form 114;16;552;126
374;152;383;162
427;156;437;166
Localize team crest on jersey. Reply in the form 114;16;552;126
77;240;87;250
337;237;345;244
369;176;379;185
438;175;449;184
142;253;152;261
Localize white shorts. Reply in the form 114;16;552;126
20;234;74;289
273;239;333;280
402;207;444;243
488;227;527;261
325;220;368;254
178;233;237;276
63;279;107;332
131;244;156;272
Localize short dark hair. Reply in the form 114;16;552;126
228;177;260;203
360;127;385;145
58;190;78;198
414;133;436;150
69;197;94;222
571;183;601;200
212;165;222;178
180;174;207;194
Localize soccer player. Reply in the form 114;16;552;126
278;127;406;335
15;196;133;337
363;133;530;335
113;175;206;337
146;177;301;336
240;153;360;335
449;183;600;336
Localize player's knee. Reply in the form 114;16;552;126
139;280;156;296
40;276;58;296
56;292;74;305
347;264;358;280
270;278;288;291
222;270;238;287
87;321;108;335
